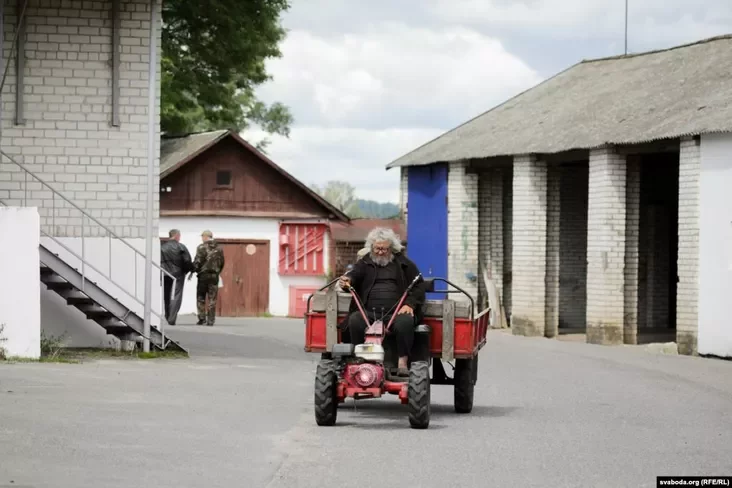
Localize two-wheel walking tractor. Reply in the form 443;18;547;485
304;275;490;429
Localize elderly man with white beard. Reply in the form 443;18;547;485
338;227;426;380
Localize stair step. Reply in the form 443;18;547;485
104;325;138;336
44;281;75;291
66;296;95;306
38;245;189;354
78;304;110;314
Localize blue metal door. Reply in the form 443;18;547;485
406;164;448;299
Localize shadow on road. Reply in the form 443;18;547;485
332;400;519;430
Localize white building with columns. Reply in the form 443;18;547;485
0;0;178;357
389;34;732;359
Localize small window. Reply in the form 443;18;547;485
216;170;232;186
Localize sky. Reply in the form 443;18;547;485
243;0;732;203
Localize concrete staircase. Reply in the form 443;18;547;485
39;245;184;352
1;148;186;353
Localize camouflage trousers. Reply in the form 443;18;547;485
196;273;219;325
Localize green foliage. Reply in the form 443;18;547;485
161;0;294;149
355;199;400;219
311;181;363;218
310;180;402;219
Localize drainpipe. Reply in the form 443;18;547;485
143;0;158;353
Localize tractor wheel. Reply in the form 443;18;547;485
407;361;431;429
454;357;475;413
314;359;338;426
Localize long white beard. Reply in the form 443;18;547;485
371;252;394;267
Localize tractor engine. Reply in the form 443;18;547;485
345;363;384;389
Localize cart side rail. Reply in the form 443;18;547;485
305;276;491;359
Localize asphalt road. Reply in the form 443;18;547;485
1;317;731;488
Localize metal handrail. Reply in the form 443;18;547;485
0;149;174;281
0;150;176;348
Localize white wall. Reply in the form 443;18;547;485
698;133;732;358
0;1;164;348
0;207;41;358
160;216;328;317
0;0;162;240
39;236;163;347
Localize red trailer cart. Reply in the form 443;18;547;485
304;276;490;429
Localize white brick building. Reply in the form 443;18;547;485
389;35;732;359
0;0;174;356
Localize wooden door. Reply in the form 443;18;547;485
215;240;270;317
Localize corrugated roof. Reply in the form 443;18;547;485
331;218;406;243
387;34;732;169
160;129;228;176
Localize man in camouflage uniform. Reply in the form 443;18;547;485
190;230;225;326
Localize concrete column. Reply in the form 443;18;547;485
399;167;409;226
676;137;700;355
511;155;547;337
545;165;561;338
586;147;627;345
623;155;641;345
0;207;41;359
447;161;479;306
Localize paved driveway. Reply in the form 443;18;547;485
1;317;730;488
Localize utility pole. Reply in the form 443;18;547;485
143;0;158;353
624;0;629;55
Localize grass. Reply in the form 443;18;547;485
0;323;7;361
0;329;189;364
3;347;188;364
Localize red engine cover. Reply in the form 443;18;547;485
345;363;384;389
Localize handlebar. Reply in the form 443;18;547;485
304;272;473;322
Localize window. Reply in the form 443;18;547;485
216;170;232;186
278;223;327;275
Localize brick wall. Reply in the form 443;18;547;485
0;0;161;239
335;241;362;276
676;137;700;355
511;155;547;337
447;161;478;305
477;167;505;311
586;147;627;345
558;163;588;330
637;155;679;334
623;155;641;344
545;164;560;337
399;167;408;226
502;167;513;320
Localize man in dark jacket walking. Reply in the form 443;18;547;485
338;227;426;379
161;229;193;325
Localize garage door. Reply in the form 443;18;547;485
215;239;270;317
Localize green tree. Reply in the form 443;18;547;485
311;181;364;218
161;0;294;149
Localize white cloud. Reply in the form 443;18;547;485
243;126;444;204
251;23;542;203
430;0;731;47
258;24;542;129
248;1;729;206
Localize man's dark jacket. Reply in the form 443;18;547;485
161;240;194;278
342;252;427;325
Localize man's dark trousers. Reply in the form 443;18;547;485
164;273;185;325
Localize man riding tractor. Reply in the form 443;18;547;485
338;227;426;381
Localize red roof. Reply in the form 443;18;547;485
331;218;406;243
